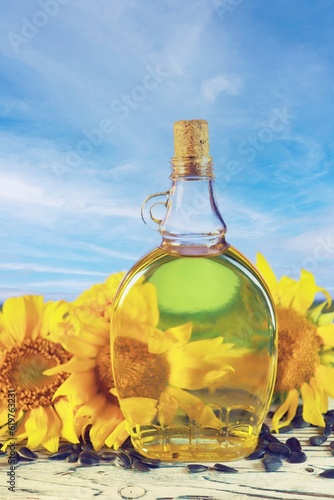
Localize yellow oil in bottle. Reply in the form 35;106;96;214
112;246;276;461
111;119;277;461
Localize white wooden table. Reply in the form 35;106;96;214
1;404;334;500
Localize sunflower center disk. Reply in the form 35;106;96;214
95;344;119;403
0;338;71;411
113;337;169;400
275;306;321;392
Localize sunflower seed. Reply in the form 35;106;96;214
261;432;281;444
48;449;74;460
71;443;82;453
286;437;302;453
66;453;79;463
324;423;332;437
212;463;238;473
186;464;208;473
319;468;334;479
58;444;74;453
18;447;38;461
309;435;327;446
138;457;161;468
330;441;334;449
330;448;334;457
267;443;291;458
100;450;118;461
287;451;307;463
78;450;100;466
260;423;270;435
292;416;310;428
262;457;282;472
247;447;266;460
326;410;334;416
81;425;92;445
277;425;294;434
81;443;94;452
0;449;7;456
114;451;133;469
131;459;151;472
325;414;334;425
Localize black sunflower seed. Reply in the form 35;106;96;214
186;464;208;473
319;468;334;479
71;443;82;453
0;449;7;456
247;447;267;460
100;451;118;461
119;436;133;449
114;451;132;469
138;457;161;468
296;405;303;416
309;435;327;446
81;443;94;452
330;441;334;449
262;457;282;472
267;443;291;458
212;463;238;473
261;432;281;444
330;448;334;457
131;459;151;472
326;410;334;417
18;447;38;461
78;450;100;466
292;416;310;428
260;423;270;435
324;423;332;437
325;414;334;425
66;453;79;463
286;437;302;452
257;437;270;447
48;449;74;460
287;451;307;463
81;425;92;445
58;444;74;453
277;425;294;434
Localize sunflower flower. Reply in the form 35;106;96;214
0;296;79;452
111;280;235;430
256;253;334;432
43;272;128;451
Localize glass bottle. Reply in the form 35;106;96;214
111;119;277;462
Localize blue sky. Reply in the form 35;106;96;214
0;0;334;301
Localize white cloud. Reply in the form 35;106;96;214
201;75;242;102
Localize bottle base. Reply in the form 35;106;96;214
130;424;259;462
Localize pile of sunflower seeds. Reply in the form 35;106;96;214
1;408;334;478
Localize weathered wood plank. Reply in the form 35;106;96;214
1;402;334;500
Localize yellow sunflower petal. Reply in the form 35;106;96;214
158;389;179;426
318;312;334;327
54;370;97;407
307;302;327;324
255;253;278;298
25;406;48;449
271;389;299;433
89;404;124;451
43;356;96;376
105;419;129;450
315;365;334;399
277;276;297;308
166;386;222;428
317;324;334;347
54;399;80;443
292;270;331;314
300;382;325;427
41;406;62;452
310;377;328;415
148;322;192;354
119;397;157;426
1;296;27;345
75;394;107;418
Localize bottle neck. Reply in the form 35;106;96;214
159;157;228;256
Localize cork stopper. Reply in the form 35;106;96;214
173;119;210;158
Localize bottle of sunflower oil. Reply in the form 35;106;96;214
111;119;277;462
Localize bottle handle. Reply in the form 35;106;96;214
141;191;170;231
